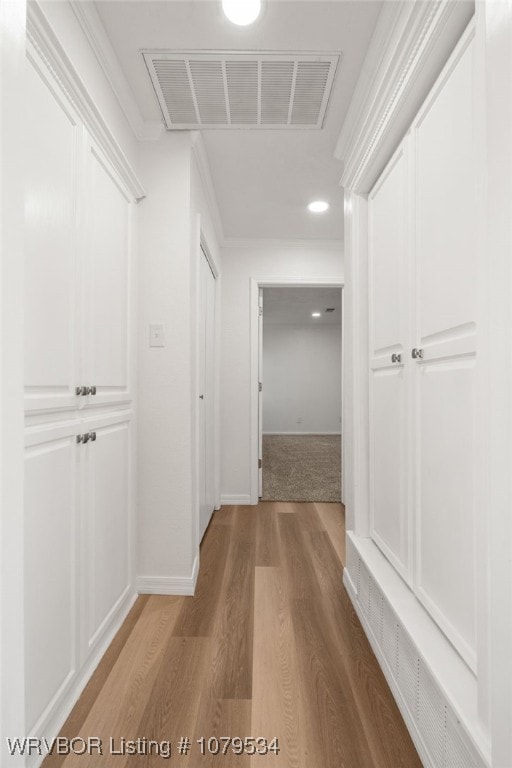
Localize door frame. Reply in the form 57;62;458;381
249;276;344;505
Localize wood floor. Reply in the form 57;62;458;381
43;502;421;768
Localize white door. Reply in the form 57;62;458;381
198;248;216;540
258;289;263;498
412;33;477;669
368;142;410;581
83;414;131;660
86;139;133;407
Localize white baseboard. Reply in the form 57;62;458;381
263;431;342;436
28;588;138;768
137;555;199;596
344;537;491;768
219;494;252;505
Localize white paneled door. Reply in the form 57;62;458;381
368;143;410;581
84;415;132;658
412;32;477;669
24;55;80;414
86;141;132;406
198;247;216;541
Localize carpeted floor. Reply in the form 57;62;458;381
262;434;342;502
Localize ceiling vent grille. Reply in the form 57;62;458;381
143;51;340;129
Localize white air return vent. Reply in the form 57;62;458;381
142;51;340;129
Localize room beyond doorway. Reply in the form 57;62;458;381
259;285;343;503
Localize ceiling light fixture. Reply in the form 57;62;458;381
312;312;321;318
222;0;261;26
308;200;329;213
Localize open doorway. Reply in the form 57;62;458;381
258;285;342;503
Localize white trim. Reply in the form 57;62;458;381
27;591;137;768
26;0;145;202
250;276;344;505
192;133;226;247
68;0;163;142
137;556;199;596
220;494;252;506
263;431;341;436
335;0;474;194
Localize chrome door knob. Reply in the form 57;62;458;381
411;348;424;359
391;353;401;363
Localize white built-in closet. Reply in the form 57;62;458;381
23;24;140;741
368;24;477;670
344;20;487;768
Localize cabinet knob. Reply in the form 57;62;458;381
76;434;83;444
84;386;92;395
82;432;91;443
391;353;401;363
76;386;87;396
90;386;97;395
90;431;97;441
411;348;424;359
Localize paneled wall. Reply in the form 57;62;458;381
22;17;141;754
346;21;489;768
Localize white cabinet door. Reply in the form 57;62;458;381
83;413;132;659
412;32;477;669
85;141;133;407
368;143;411;580
24;55;81;414
24;422;81;733
198;250;216;541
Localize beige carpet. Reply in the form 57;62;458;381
262;434;341;502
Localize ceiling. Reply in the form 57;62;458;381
262;286;342;325
95;0;383;240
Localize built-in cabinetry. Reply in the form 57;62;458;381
368;26;477;670
23;33;140;743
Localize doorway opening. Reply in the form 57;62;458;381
250;280;343;505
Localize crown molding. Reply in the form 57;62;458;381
190;132;226;247
335;0;474;194
69;0;164;142
221;238;343;251
27;0;145;201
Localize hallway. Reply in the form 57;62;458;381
44;503;420;768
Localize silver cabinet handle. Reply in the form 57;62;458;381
199;394;204;399
391;353;401;363
412;348;424;359
90;431;97;441
82;432;91;443
90;386;97;395
76;386;88;396
84;386;92;395
76;434;83;443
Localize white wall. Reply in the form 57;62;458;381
137;133;194;585
220;242;343;503
263;322;341;434
137;133;222;590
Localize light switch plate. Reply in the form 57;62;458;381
149;324;165;347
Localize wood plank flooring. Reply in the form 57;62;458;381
43;502;421;768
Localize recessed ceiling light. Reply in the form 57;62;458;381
312;312;321;318
308;200;329;213
222;0;261;26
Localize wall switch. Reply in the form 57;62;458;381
149;324;165;347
